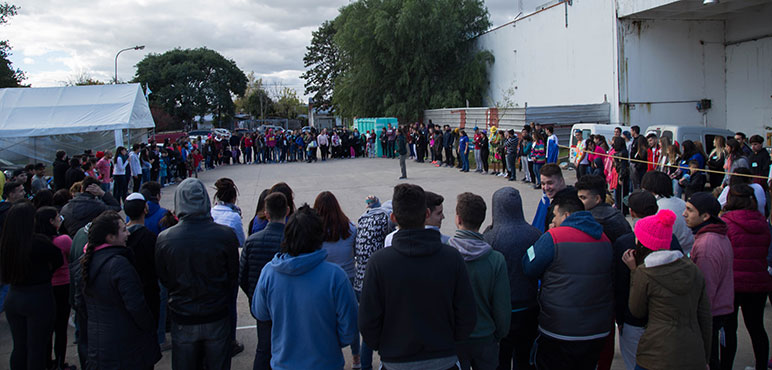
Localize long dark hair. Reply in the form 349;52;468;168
636;136;649;157
313;191;351;242
114;146;127;164
34;206;59;238
281;204;323;257
726;138;743;158
81;211;123;287
249;188;270;232
724;183;757;212
270;182;295;215
0;202;36;284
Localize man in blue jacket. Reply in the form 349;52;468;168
140;181;168;235
532;164;576;232
523;194;614;370
240;192;288;370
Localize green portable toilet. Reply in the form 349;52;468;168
354;117;398;157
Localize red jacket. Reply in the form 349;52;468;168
647;147;660;172
722;209;772;293
690;222;734;316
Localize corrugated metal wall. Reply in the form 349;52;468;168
422;107;526;131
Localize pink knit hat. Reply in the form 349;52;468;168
634;209;676;251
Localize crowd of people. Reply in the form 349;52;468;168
1;121;772;370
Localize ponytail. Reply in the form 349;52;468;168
214;178;238;204
81;211;122;287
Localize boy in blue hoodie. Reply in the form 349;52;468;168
449;192;511;370
252;205;358;370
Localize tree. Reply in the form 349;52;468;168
65;70;106;86
133;47;248;127
235;72;274;120
301;20;342;113
329;0;493;121
0;2;26;88
272;85;304;119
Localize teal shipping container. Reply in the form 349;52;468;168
354;117;398;158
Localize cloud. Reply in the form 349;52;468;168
6;0;515;93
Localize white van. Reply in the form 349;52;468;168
568;123;621;149
644;125;734;153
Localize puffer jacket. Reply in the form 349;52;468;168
240;221;285;306
722;209;772;293
589;202;632;244
77;245;161;369
483;187;541;309
60;192;121;237
629;250;711;370
155;178;239;324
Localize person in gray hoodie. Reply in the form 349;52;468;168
449;192;510;370
155;178;239;370
482;187;542;370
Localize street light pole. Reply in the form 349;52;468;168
114;45;145;84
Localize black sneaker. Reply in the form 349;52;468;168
231;340;244;357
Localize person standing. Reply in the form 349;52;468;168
359;184;476;370
459;130;470;172
1;203;62;370
396;128;408;179
449;192;510;370
473;127;483;173
155;178;239;370
443;125;454;167
575;175;631;244
96;150;113;194
129;144;143;193
482;187;541;370
531;132;547;189
546;126;559;164
641;171;695;255
532;164;576;233
721;184;772;370
386;124;396;159
504;130;518;181
74;211;161;369
241;192;288;370
623;209;711;370
682;192;734;370
53;150;69;191
35;207;76;370
318;129;330;161
522;194;614;369
252;205;358;370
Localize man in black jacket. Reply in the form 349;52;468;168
359;183;476;370
575;174;632;244
125;193;160;324
60;177;121;237
443;125;454;167
53;150;69;191
155;178;239;370
64;156;86;190
240;192;288;370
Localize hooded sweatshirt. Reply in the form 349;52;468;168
156;178;239;324
690;221;734;316
629;251;712;370
252;249;358;370
448;230;510;342
483;187;542;310
359;227;476;363
589;202;632;244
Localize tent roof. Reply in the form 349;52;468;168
0;83;155;138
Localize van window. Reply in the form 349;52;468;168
704;135;718;154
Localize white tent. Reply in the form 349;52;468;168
0;83;155;164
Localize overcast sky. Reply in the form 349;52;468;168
5;0;519;98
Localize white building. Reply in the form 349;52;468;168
475;0;771;140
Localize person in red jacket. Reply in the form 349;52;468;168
684;192;734;369
645;133;660;172
721;183;772;370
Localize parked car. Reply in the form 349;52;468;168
301;126;314;134
644;124;733;153
213;128;232;139
188;130;212;142
257;125;284;135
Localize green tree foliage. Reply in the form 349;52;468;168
235;72;274;120
329;0;493;121
301;20;341;113
133;47;247;127
272;86;305;119
0;2;26;88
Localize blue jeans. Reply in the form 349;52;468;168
158;284;168;344
534;163;544;185
355;290;373;370
461;151;470;171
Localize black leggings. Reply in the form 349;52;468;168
48;284;70;369
724;291;768;370
481;151;489;172
498;308;538;370
5;283;56;370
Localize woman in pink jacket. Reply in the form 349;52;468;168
721;183;772;370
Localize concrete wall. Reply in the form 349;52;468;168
725;4;772;139
475;0;619;122
618;19;727;129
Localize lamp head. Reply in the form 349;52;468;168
135;45;145;50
